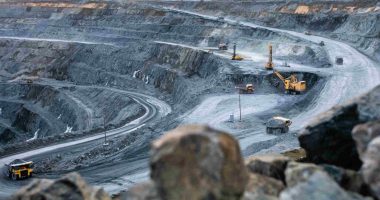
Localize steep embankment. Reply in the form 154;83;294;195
156;0;380;61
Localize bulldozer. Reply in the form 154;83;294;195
235;84;254;94
231;43;243;61
5;159;34;180
273;70;306;94
265;44;274;70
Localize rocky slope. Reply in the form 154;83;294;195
155;0;380;61
10;84;380;200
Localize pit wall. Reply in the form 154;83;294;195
154;0;380;61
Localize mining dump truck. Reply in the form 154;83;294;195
5;159;33;180
273;70;306;94
266;116;292;134
218;43;228;50
304;31;312;35
236;84;254;94
336;57;343;65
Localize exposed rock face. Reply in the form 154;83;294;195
150;125;248;200
10;172;110;200
352;121;380;159
280;171;368;200
244;172;285;199
361;137;380;199
122;181;161;200
245;154;290;182
285;162;322;188
299;85;380;170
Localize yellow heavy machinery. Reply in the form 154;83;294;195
5;159;34;180
231;43;243;61
265;44;274;70
273;70;306;94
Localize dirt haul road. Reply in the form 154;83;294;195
168;8;380;153
0;80;171;198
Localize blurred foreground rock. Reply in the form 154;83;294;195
299;85;380;170
150;125;248;200
10;172;111;200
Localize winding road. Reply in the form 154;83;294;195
0;80;171;198
0;5;379;198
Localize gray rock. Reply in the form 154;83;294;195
10;172;111;200
352;120;380;159
299;85;380;170
150;125;248;200
321;164;368;195
280;171;369;200
245;154;290;182
122;181;161;200
245;173;285;197
361;136;380;199
284;162;322;187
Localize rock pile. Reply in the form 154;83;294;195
11;85;380;200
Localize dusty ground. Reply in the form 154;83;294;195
0;0;379;197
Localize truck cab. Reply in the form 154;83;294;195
5;159;34;180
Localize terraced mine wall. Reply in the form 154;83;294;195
156;0;380;61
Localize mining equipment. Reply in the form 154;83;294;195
5;159;33;180
266;116;292;134
319;41;325;46
235;84;254;94
217;16;224;21
265;44;274;70
336;57;344;65
231;43;244;61
304;31;312;35
218;43;228;50
273;70;306;94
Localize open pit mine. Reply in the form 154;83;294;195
0;1;379;200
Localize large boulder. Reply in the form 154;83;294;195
299;85;380;170
361;137;380;199
150;125;248;200
244;172;284;199
122;181;161;200
284;162;321;187
10;172;110;200
352;120;380;159
245;154;290;182
280;171;370;200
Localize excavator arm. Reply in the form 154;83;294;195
273;71;285;84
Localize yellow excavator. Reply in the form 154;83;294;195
273;70;306;94
265;44;274;70
231;43;243;61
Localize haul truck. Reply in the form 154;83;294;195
5;159;34;180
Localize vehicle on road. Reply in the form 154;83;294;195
304;31;312;35
319;41;325;46
336;57;344;65
217;16;224;21
273;70;306;94
5;159;33;180
236;84;254;94
266;116;292;134
218;43;228;50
